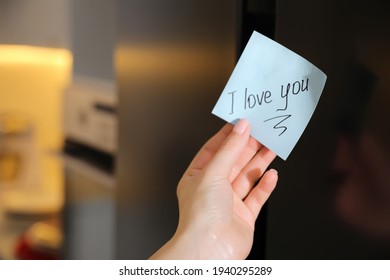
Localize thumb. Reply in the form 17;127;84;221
204;119;250;178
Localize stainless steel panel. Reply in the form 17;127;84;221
115;0;238;259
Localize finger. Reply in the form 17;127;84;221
204;119;250;178
184;123;233;177
244;169;278;221
233;147;276;199
229;136;263;182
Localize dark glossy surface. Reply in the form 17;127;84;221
267;0;390;259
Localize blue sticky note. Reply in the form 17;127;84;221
212;31;327;160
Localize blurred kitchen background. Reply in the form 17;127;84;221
0;0;389;260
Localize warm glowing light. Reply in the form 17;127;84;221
0;44;72;66
0;45;72;88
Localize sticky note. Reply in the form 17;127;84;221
212;31;327;160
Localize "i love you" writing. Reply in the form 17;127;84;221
227;78;309;136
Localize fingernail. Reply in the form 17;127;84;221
233;119;249;134
269;169;278;176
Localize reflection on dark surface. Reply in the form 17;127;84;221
334;132;390;241
267;0;390;259
334;63;390;242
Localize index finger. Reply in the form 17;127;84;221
184;123;233;177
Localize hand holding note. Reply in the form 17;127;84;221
150;120;278;259
150;31;325;259
212;31;327;160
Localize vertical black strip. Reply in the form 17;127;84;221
240;0;276;260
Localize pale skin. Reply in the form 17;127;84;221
150;119;278;259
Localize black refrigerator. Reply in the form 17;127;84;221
115;0;390;259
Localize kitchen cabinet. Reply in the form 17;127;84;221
0;0;116;260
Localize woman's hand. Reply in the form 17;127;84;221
150;119;278;259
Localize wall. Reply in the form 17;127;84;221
0;0;71;48
71;0;115;80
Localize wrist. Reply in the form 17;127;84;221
148;230;196;260
149;225;234;260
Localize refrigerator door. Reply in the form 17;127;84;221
115;0;239;259
267;0;390;258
